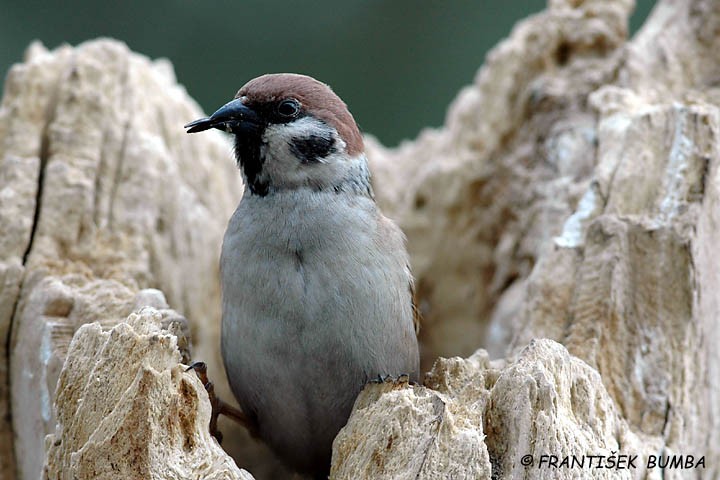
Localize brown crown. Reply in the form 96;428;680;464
236;74;364;156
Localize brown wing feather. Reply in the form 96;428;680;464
375;211;420;335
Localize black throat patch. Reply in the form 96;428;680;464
289;134;337;164
234;134;269;196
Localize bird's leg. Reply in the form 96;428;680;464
185;361;259;443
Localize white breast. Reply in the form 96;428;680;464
219;187;418;466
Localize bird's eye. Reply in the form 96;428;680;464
277;99;300;118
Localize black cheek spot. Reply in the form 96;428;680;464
290;135;337;164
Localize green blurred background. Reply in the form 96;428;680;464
1;0;655;146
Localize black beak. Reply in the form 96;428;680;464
184;98;261;134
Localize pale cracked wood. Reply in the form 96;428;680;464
3;0;720;478
508;8;720;476
0;39;249;479
43;307;253;480
331;368;492;480
333;340;661;480
354;0;719;478
366;0;634;368
482;340;657;480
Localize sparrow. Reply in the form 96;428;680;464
185;73;420;479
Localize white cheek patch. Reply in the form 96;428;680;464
264;116;348;166
263;116;334;151
260;116;354;190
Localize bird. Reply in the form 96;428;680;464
184;73;420;479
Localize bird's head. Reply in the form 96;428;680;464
185;73;370;197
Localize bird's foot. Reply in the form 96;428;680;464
185;361;259;443
369;373;411;385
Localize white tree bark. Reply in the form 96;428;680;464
337;0;719;478
0;40;249;479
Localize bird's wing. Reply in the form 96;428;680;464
376;210;420;336
408;268;421;336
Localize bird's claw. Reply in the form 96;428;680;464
369;373;411;385
186;361;208;377
369;374;385;384
185;360;259;442
186;361;224;442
